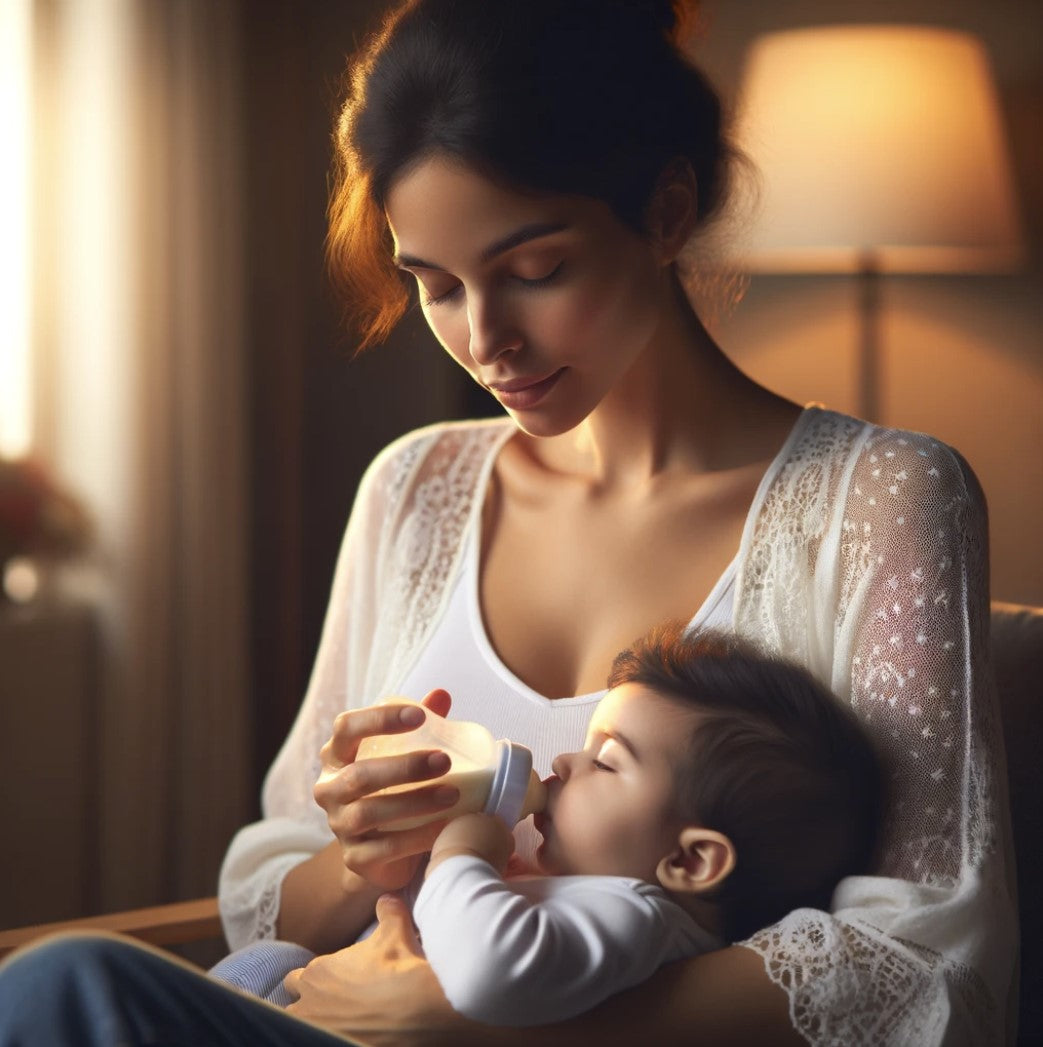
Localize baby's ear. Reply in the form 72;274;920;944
656;827;736;894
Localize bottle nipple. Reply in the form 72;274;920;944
521;770;547;818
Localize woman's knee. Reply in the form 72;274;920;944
1;930;141;980
0;932;164;1046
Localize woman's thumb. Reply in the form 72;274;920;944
421;688;452;718
373;892;424;959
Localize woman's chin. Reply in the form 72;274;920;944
505;406;591;441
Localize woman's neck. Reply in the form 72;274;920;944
536;281;798;493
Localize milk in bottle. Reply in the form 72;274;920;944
355;701;547;830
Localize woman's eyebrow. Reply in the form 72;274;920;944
480;221;567;262
394;221;567;271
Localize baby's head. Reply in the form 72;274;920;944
535;622;884;942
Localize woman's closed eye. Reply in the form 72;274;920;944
513;260;563;290
422;281;463;307
408;270;461;307
417;261;564;307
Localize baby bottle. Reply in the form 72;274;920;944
355;701;547;831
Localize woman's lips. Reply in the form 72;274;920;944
487;369;564;410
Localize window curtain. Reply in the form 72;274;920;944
32;0;251;911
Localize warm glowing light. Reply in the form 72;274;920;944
736;26;1024;273
3;557;41;604
52;0;134;537
0;1;33;457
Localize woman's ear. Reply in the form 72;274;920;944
656;827;736;894
645;159;699;264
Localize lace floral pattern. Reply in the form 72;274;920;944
747;914;995;1045
735;409;1012;1045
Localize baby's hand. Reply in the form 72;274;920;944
427;813;514;877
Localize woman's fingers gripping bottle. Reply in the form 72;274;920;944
355;700;547;830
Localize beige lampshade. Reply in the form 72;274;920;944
735;25;1024;273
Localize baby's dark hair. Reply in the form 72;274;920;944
608;621;885;942
328;0;733;347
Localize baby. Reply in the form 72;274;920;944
212;623;884;1025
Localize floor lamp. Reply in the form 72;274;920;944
734;25;1024;422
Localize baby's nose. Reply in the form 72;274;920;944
550;751;574;780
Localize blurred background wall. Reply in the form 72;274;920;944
1;0;1039;928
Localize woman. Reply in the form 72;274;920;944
223;0;1016;1039
0;1;1015;1044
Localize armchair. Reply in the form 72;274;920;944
0;896;221;960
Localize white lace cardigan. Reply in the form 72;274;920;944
219;406;1016;1045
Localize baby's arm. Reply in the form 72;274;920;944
415;839;705;1026
426;813;514;879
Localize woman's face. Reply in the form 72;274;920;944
384;155;670;437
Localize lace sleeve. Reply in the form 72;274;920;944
217;421;506;950
217;429;430;949
738;421;1017;1045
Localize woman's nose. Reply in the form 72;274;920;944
467;296;520;366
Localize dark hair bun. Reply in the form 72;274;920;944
603;0;696;42
628;0;679;35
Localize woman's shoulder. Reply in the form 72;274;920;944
792;406;986;533
795;406;979;494
359;416;515;503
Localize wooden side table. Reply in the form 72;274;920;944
0;598;102;929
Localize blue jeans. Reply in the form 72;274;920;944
0;932;360;1046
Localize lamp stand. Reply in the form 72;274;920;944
856;251;882;423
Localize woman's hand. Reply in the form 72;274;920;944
284;893;472;1045
313;688;461;891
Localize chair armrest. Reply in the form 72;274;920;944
0;896;223;961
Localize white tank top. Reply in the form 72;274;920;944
397;522;737;864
